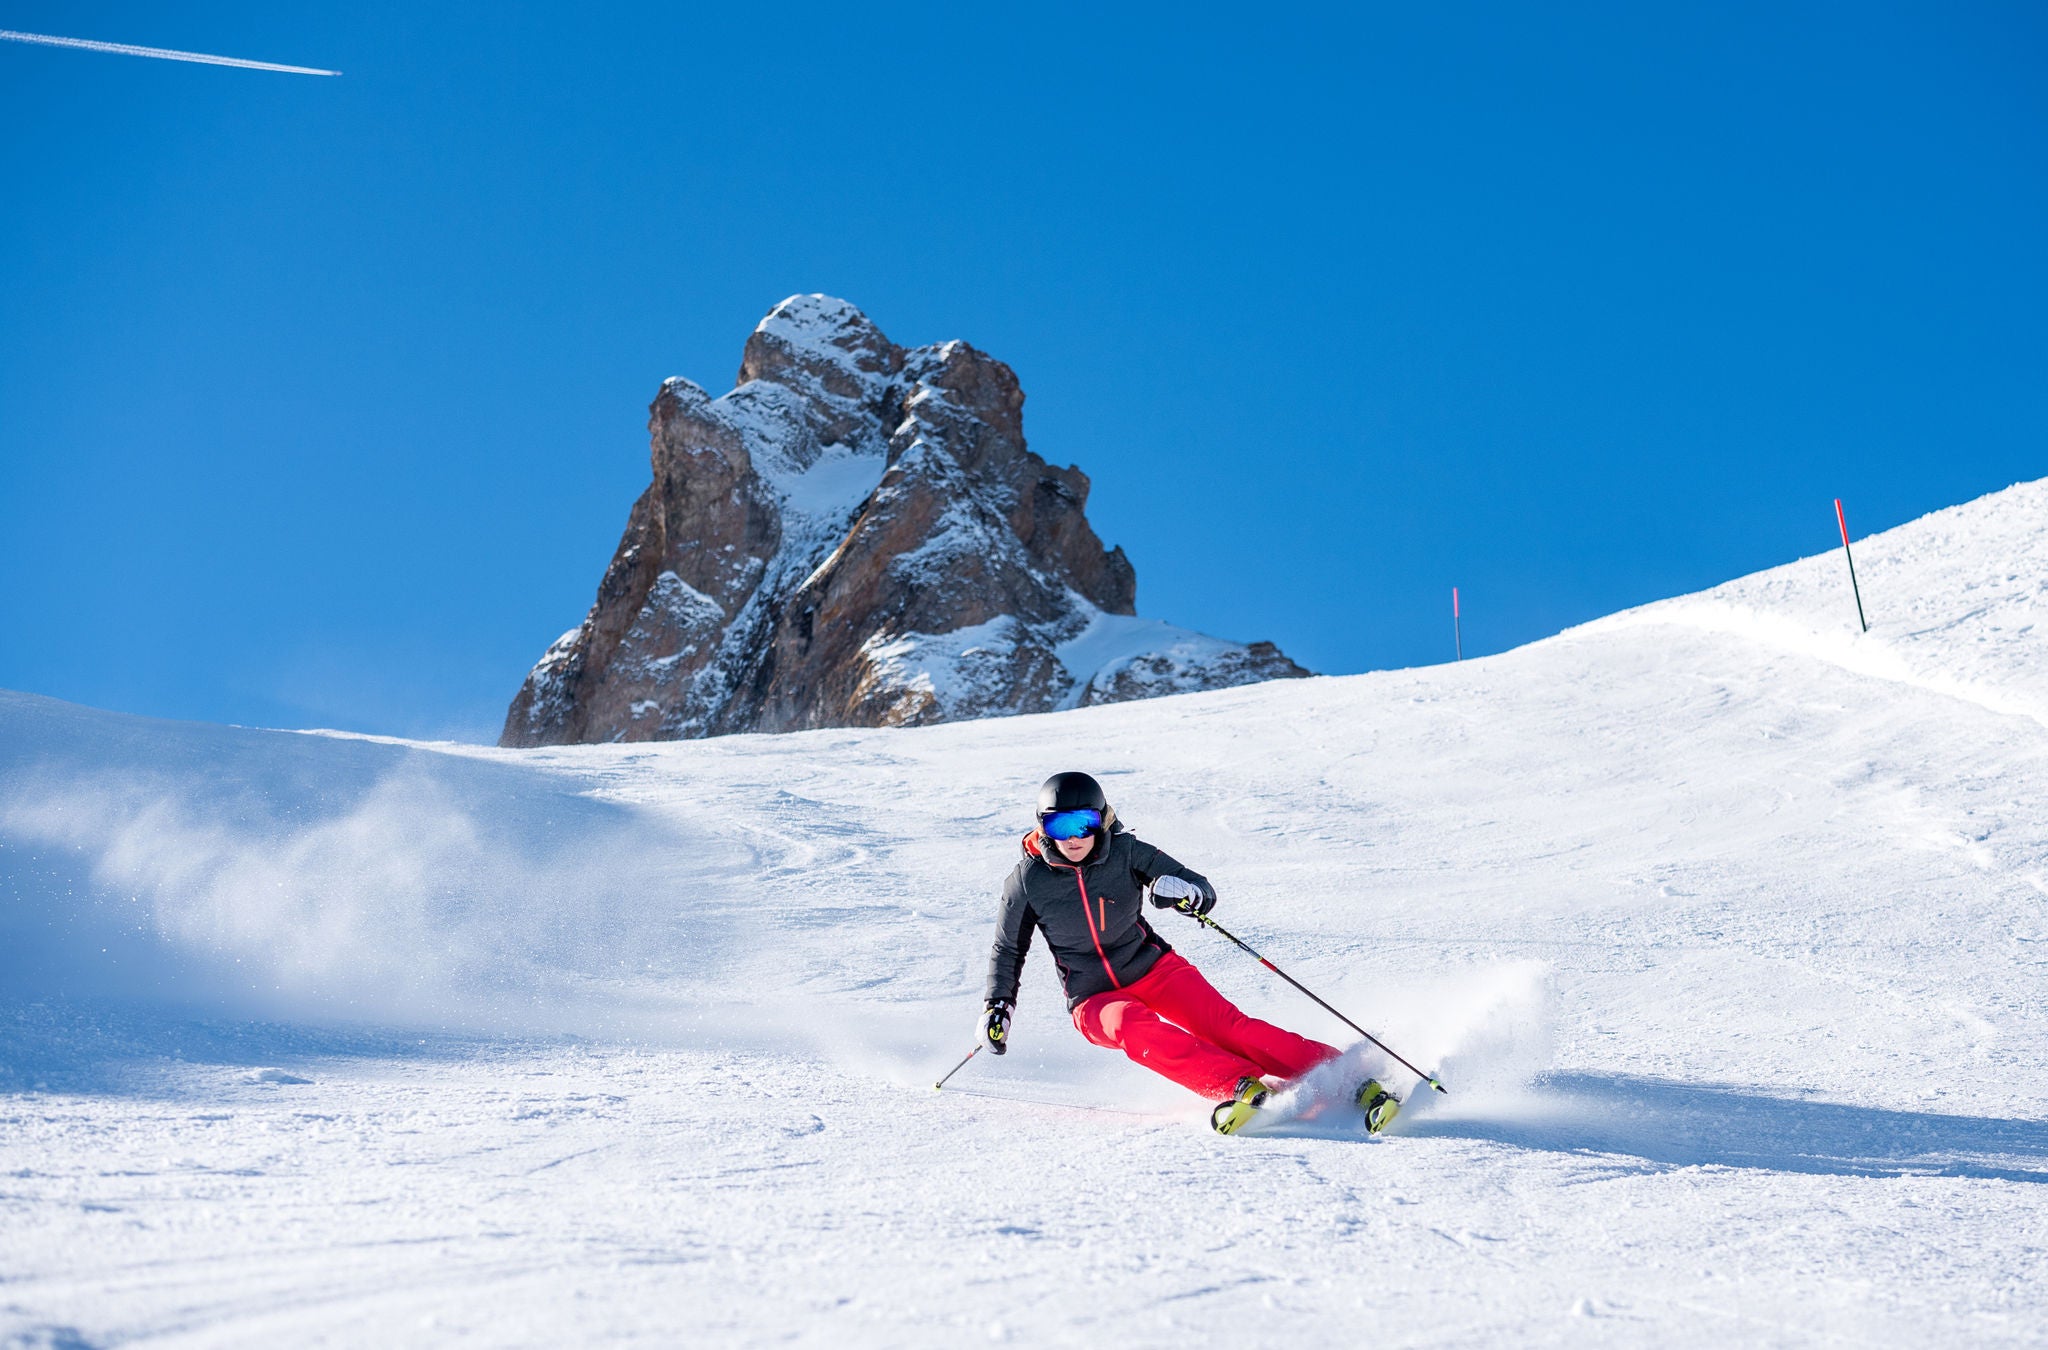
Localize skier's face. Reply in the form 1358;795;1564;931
1054;833;1093;862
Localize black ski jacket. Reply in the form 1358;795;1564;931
986;824;1215;1011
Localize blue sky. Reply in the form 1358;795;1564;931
3;2;2042;740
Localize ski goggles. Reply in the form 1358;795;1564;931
1039;807;1103;841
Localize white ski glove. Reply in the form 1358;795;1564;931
981;1000;1013;1055
1147;874;1216;916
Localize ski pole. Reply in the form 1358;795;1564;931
934;1042;982;1091
1186;910;1447;1093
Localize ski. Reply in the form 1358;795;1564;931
1212;1076;1405;1137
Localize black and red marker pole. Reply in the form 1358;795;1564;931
1452;586;1463;661
1835;499;1868;633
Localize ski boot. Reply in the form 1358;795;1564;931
1209;1076;1271;1135
1355;1078;1402;1135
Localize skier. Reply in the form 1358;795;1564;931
981;771;1400;1134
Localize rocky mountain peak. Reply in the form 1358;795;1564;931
738;293;903;398
500;296;1308;746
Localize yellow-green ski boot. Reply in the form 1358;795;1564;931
1209;1076;1271;1135
1356;1078;1402;1135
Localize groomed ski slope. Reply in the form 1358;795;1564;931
3;478;2046;1347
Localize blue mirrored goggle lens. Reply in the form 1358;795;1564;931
1041;808;1102;841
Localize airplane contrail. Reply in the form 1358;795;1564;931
0;28;340;76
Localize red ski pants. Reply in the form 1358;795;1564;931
1071;951;1340;1101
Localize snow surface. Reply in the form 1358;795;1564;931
4;480;2048;1345
1051;610;1249;710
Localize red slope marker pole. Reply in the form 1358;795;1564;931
1453;586;1463;661
1835;499;1868;633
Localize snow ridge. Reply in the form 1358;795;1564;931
1581;478;2048;729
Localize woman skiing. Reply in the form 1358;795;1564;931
981;771;1400;1134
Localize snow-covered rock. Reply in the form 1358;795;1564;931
500;295;1307;745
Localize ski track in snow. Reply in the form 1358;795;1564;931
3;480;2048;1345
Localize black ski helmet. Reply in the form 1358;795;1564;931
1037;771;1116;833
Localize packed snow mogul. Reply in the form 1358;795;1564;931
982;771;1400;1134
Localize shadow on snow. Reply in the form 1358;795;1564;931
1390;1071;2048;1184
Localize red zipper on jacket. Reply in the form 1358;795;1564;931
1069;862;1122;990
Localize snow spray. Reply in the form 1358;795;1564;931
1256;961;1549;1139
1187;909;1446;1092
1413;961;1551;1106
0;763;715;1034
1453;587;1463;661
1836;499;1869;633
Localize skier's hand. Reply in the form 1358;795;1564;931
981;1000;1013;1055
1147;875;1216;916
